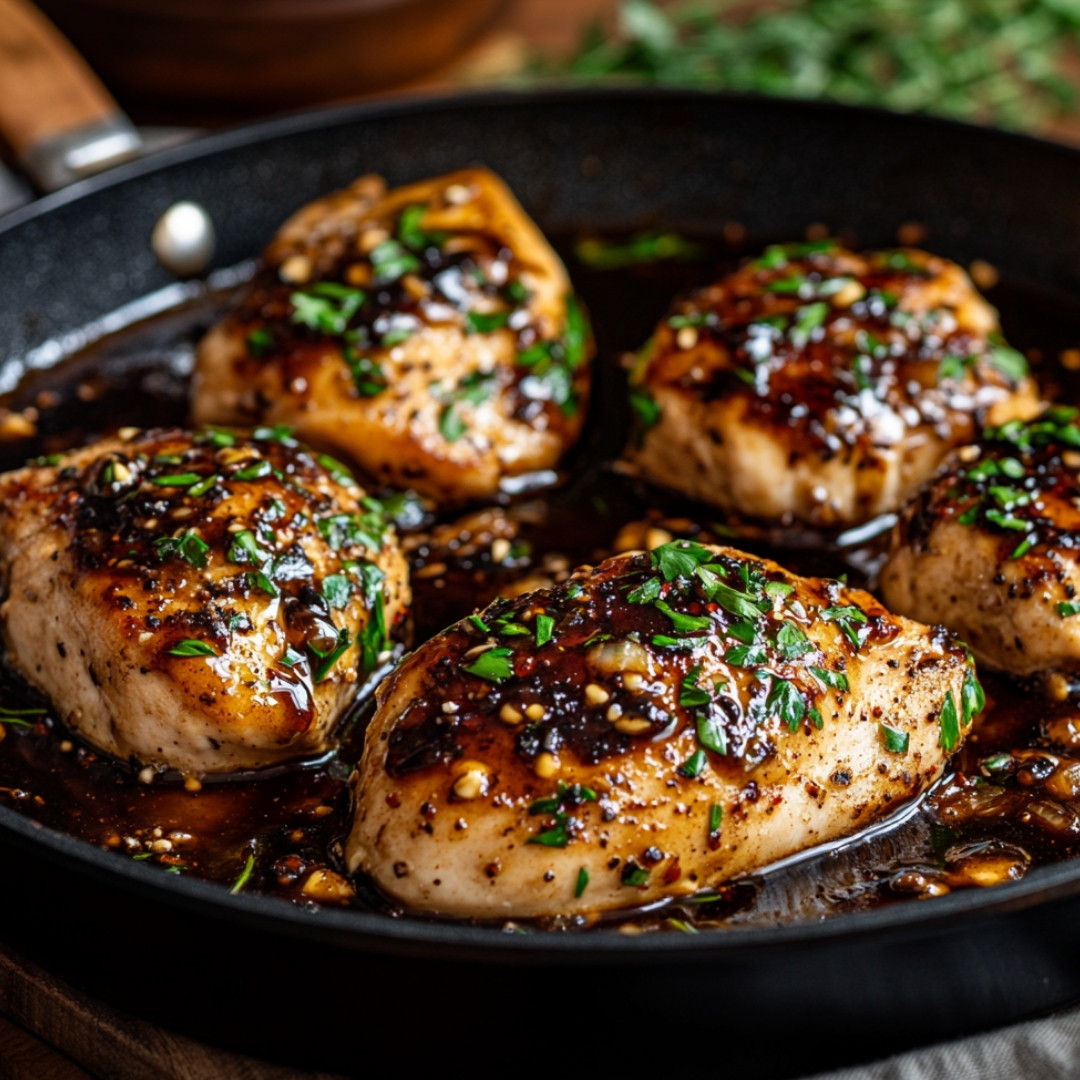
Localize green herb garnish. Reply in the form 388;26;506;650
880;723;910;753
462;647;514;683
152;473;202;488
535;614;555;647
939;690;961;751
575;866;589;898
574;232;705;269
527;814;570;848
310;627;353;682
229;852;255;895
153;529;210;569
168;639;217;658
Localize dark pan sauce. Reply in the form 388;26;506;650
2;233;1080;933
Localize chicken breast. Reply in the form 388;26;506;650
347;540;979;919
881;406;1080;686
0;427;409;775
193;167;592;505
628;241;1041;528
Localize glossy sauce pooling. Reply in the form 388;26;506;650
0;231;1079;930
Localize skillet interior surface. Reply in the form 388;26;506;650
3;88;1080;1076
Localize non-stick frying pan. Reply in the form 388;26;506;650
3;83;1080;1080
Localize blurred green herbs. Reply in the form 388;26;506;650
538;0;1080;128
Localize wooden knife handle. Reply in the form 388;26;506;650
0;0;118;149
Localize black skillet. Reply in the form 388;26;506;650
3;87;1080;1079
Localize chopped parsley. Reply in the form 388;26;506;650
652;634;707;649
627;576;662;605
986;344;1029;382
168;639;217;658
821;605;869;649
961;665;985;726
439;371;497;443
234;459;274;482
809;666;849;691
153;530;210;569
464;310;511;335
621;864;650;887
575;866;589;898
939;690;961;751
655;599;712;633
344;348;387;398
651;540;713;582
462;647;514;683
370;239;420;284
766;677;807;732
290;282;365;334
310;627;353;682
246;327;273;357
678;749;707;778
629;387;662;429
527;814;570;848
151;472;202;487
880;723;910;754
322;574;353;610
535;614;555;647
790;301;830;348
696;710;727;755
317;454;356;487
679;665;711;708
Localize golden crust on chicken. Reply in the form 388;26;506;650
628;241;1040;528
193;168;593;506
0;427;409;775
348;540;979;918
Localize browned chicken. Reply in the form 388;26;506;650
193;168;592;505
347;540;979;919
881;406;1080;688
628;241;1041;528
0;427;409;775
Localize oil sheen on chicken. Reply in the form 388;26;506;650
881;406;1080;687
628;241;1041;528
193;167;592;506
347;540;980;919
0;428;409;775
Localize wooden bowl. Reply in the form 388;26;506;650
33;0;507;122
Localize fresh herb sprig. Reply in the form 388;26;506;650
538;0;1080;131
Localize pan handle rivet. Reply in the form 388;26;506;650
151;201;216;278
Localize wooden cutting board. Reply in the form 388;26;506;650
0;936;344;1080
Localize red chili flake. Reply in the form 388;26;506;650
385;792;401;808
663;859;682;884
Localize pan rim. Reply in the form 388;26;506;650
3;82;1080;237
2;84;1080;960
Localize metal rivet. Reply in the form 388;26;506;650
151;201;215;277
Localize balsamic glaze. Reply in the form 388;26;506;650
1;233;1079;932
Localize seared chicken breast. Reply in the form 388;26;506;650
193;168;592;505
348;540;979;919
881;406;1080;686
628;241;1040;528
0;428;409;775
